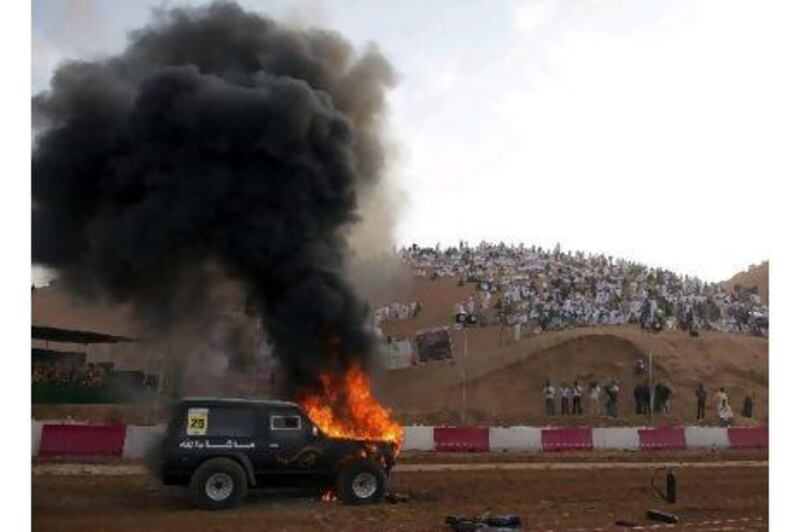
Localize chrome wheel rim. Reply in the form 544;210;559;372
205;472;234;502
352;472;378;499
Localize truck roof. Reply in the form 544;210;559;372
176;397;300;409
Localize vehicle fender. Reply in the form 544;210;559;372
332;452;375;478
231;452;258;486
200;453;257;486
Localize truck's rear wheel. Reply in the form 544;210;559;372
336;460;386;505
189;457;248;510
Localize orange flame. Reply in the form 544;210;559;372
300;364;404;448
321;489;338;503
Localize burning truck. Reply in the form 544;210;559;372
160;379;403;509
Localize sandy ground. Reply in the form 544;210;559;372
33;452;767;532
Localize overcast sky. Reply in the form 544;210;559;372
32;0;798;282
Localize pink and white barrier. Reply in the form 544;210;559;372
31;422;767;457
400;425;435;451
592;427;640;450
728;427;769;449
434;427;490;452
685;426;729;448
123;424;167;459
32;421;43;456
542;427;593;452
638;427;687;451
39;424;127;457
489;427;542;451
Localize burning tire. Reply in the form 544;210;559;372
336;459;387;505
189;457;248;510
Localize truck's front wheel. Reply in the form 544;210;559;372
336;459;386;505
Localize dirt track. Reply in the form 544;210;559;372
33;454;768;532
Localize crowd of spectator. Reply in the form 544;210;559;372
32;361;110;387
542;363;756;426
401;242;768;337
374;301;422;328
544;379;622;417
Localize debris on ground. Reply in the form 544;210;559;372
647;508;680;524
384;491;410;504
445;513;522;531
614;519;641;527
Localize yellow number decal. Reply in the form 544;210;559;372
186;408;209;436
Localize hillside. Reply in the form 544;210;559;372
32;267;769;427
725;261;769;304
376;276;768;426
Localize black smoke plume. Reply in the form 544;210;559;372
32;2;395;395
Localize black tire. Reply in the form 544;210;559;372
335;459;387;505
189;457;248;510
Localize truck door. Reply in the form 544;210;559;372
256;409;326;483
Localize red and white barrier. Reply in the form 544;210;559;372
542;427;593;452
32;420;43;456
685;426;729;448
401;426;435;451
123;424;167;459
489;427;542;451
31;421;768;457
434;427;489;452
728;426;768;449
39;424;127;457
638;427;687;450
592;427;640;450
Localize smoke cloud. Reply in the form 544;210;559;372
32;2;396;395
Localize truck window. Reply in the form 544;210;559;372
270;414;301;430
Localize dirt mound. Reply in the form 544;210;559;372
379;322;767;426
374;275;768;427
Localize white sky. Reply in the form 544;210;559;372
32;0;799;282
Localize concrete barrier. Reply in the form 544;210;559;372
32;420;768;456
685;426;729;448
401;425;435;451
434;427;489;452
39;424;127;457
32;421;43;456
123;425;166;459
592;427;641;450
542;427;593;452
638;427;687;451
728;427;768;449
489;426;542;451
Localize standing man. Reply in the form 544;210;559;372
715;387;729;416
572;380;583;415
662;383;674;414
742;393;754;418
653;382;666;414
560;383;572;415
605;379;620;417
695;383;707;420
634;383;643;415
719;401;734;427
589;382;602;415
543;379;556;416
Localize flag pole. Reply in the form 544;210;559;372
649;351;654;426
